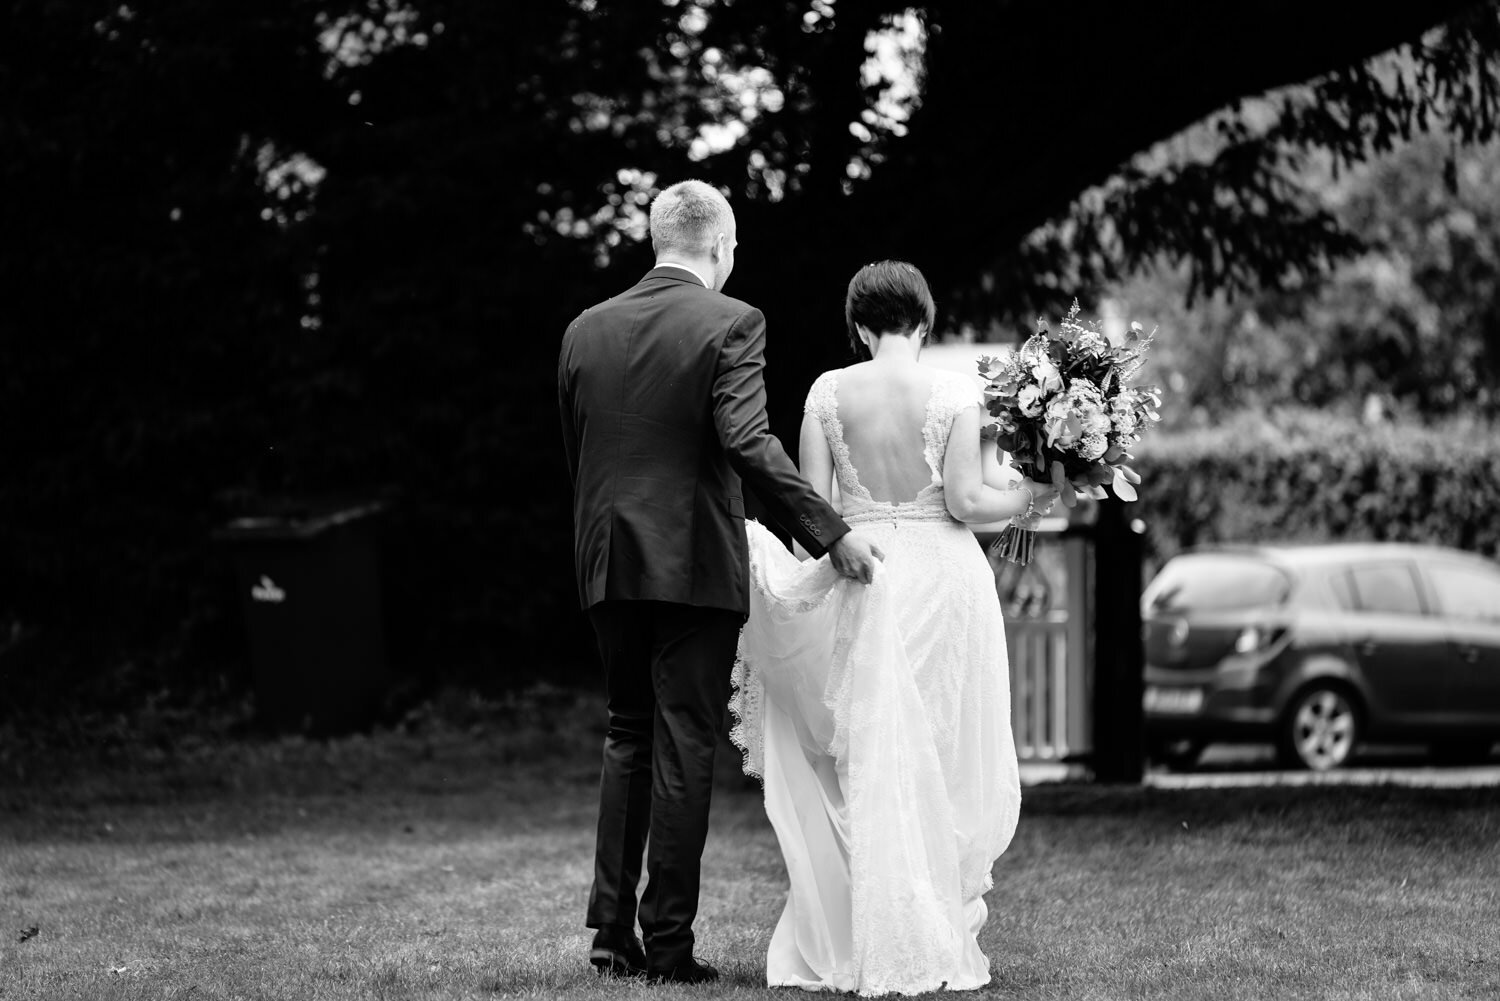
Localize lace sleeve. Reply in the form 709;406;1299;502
804;369;837;421
931;371;982;430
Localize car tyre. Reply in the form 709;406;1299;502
1277;685;1360;771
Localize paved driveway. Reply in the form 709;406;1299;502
1149;742;1500;789
1148;763;1500;789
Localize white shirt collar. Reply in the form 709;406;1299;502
654;262;710;288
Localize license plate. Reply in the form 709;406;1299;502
1144;686;1204;714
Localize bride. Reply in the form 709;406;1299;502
730;260;1059;996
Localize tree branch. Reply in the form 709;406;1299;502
861;0;1487;300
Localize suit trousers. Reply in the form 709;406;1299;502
585;599;743;968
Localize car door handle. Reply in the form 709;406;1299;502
1459;646;1480;664
1358;640;1378;657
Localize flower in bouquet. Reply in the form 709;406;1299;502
977;300;1164;565
1017;337;1065;394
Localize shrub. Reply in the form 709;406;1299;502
1132;408;1500;567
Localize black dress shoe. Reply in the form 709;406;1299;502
646;957;720;984
589;926;647;978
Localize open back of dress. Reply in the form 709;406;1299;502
803;366;978;527
833;365;942;504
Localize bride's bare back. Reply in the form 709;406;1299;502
833;361;944;504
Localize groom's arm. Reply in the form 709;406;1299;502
712;307;850;558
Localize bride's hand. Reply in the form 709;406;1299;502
1019;476;1061;516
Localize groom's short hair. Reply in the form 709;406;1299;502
845;260;937;351
649;180;734;258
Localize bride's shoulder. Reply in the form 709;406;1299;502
808;367;844;389
811;364;868;388
804;368;843;411
917;363;968;382
922;366;984;406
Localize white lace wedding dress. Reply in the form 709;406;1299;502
730;368;1022;996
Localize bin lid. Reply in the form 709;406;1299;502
215;499;386;541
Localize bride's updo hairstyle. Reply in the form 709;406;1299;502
845;260;936;358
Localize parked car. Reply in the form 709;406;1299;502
1141;542;1500;771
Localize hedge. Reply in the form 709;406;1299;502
1131;408;1500;567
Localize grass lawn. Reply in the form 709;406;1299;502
2;686;1498;1000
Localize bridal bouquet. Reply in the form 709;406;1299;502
977;300;1163;565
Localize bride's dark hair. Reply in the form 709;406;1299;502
845;260;937;357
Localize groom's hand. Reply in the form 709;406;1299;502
828;533;884;584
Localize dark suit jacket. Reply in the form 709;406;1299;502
559;267;850;613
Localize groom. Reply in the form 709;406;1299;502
558;180;882;983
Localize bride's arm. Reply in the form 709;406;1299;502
981;438;1018;490
942;407;1054;523
794;412;837;560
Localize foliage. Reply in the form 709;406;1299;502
1108;134;1500;423
1133;408;1500;569
1;0;611;712
1027;4;1500;310
4;1;1500;714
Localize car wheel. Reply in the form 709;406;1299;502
1430;739;1497;766
1278;686;1360;771
1148;738;1205;772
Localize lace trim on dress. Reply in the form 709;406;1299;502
807;370;875;505
727;649;765;783
729;520;842;783
923;371;982;489
840;501;954;526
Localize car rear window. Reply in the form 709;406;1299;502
1424;561;1500;622
1144;554;1291;612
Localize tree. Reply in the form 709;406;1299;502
1;1;338;704
1105;134;1500;422
3;1;1499;710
